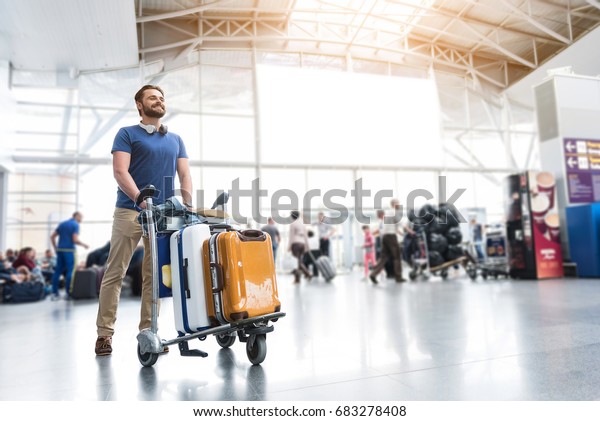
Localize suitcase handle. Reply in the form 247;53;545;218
210;224;236;232
210;262;224;292
237;229;266;242
183;258;191;299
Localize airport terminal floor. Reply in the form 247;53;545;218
1;269;600;401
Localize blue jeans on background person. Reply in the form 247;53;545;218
51;250;75;296
272;244;278;263
474;242;484;261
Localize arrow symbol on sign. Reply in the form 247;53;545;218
567;157;577;168
566;141;576;152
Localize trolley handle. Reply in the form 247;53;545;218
136;185;161;206
210;262;224;292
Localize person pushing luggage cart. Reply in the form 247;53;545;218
95;84;193;357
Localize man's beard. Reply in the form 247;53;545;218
143;103;166;118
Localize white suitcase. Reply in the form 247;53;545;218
170;224;212;335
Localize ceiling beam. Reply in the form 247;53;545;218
389;0;566;46
587;0;600;10
136;0;237;23
458;21;536;68
497;0;571;44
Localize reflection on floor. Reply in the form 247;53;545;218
1;269;600;401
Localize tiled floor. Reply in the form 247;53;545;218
1;269;600;401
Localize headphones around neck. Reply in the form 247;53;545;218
139;122;168;134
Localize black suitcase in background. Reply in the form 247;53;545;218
71;269;98;299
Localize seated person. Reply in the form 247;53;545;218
86;242;111;268
12;248;43;283
39;249;56;282
12;247;37;271
0;259;27;284
4;248;16;263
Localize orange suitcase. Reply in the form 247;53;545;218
203;229;281;325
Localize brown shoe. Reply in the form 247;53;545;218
95;336;112;356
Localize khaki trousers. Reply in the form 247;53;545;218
96;208;158;337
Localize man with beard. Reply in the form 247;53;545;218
95;85;193;356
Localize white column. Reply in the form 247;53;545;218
0;60;16;250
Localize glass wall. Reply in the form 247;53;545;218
6;51;528;269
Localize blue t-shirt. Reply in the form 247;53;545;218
111;125;188;209
55;218;79;251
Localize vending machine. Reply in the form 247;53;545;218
504;171;564;279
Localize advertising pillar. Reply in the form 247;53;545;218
527;171;563;279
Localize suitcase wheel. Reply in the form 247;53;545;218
216;334;236;349
246;334;267;365
137;343;159;367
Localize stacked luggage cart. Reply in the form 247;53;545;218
405;203;478;281
135;186;285;367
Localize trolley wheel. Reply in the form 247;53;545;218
482;270;488;280
409;270;417;281
216;333;236;348
137;343;159;367
467;266;478;281
440;269;448;280
246;334;267;365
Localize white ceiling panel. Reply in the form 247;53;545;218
0;0;138;72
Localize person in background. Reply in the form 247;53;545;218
261;217;281;263
95;84;192;357
12;247;46;283
85;242;111;268
303;228;321;278
373;209;394;278
5;248;16;263
12;247;37;272
470;217;484;261
288;210;312;284
40;249;56;283
50;211;89;300
314;212;336;257
369;199;407;284
362;225;377;280
0;251;22;283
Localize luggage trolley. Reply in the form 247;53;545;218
135;185;285;367
479;224;509;280
408;230;478;281
407;230;430;281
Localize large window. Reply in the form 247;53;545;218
256;64;443;168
